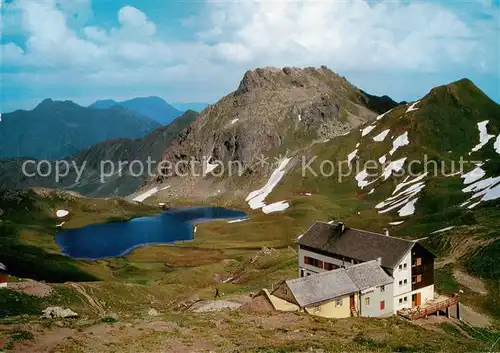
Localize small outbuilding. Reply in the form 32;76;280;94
272;269;360;318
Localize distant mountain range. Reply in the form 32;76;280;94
0;99;161;159
0;110;199;197
88;96;196;125
170;103;209;113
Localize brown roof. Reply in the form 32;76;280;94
297;221;416;269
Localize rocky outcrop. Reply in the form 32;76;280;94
42;307;79;319
148;308;159;316
151;67;382;199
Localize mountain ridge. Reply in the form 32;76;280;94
89;96;183;125
144;66;403;197
0;110;199;197
0;99;161;159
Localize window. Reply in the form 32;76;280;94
304;256;323;269
380;301;385;310
324;262;338;271
412;274;422;284
365;297;370;306
403;263;408;269
335;299;343;307
399;264;403;270
380;285;385;292
398;280;403;286
413;257;422;266
404;297;408;302
404;279;408;285
399;298;403;304
300;269;304;277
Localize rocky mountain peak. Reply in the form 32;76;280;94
148;66;390;194
235;66;347;96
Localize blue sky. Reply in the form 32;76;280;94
1;0;499;113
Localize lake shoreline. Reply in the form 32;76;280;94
55;206;248;260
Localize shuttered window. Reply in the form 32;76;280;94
304;256;324;269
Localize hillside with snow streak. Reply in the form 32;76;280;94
269;78;500;231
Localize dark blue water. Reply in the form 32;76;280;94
55;207;247;260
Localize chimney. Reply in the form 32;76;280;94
383;228;389;236
338;222;345;237
376;257;382;266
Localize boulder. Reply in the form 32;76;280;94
148;308;159;317
42;306;78;319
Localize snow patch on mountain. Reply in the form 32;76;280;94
461;166;486;185
355;169;371;189
246;157;292;210
389;132;409;155
231;118;239;124
393;173;428;195
494;135;500;154
373;129;390;142
381;158;407;180
133;187;159;202
389;221;404;226
262;201;290;214
375;171;426;217
378;155;387;164
431;226;455;234
471;120;494;152
361;125;376;137
376;109;393;121
228;218;249;224
461;175;500;208
405;101;420;113
348;149;358;164
398;199;418;216
56;210;69;218
205;156;218;174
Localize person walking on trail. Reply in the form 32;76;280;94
214;287;221;299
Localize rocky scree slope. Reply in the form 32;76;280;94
145;66;399;201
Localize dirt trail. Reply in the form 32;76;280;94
453;269;488;295
67;283;106;314
435;236;496;269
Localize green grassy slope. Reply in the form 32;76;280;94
0;188;157;282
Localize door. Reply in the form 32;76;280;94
350;294;355;308
412;293;421;307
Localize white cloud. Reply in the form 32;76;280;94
115;5;157;38
1;0;499;111
198;0;492;72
